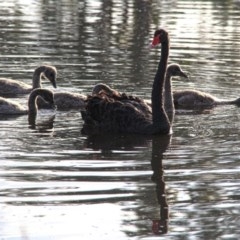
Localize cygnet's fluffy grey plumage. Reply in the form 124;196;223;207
37;91;87;110
173;89;240;108
0;88;55;115
0;65;57;96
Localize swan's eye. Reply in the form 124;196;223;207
48;72;55;79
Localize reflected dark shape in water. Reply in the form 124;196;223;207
175;108;214;115
84;133;152;152
0;114;21;121
150;135;171;235
84;132;171;156
28;115;55;133
84;133;171;235
0;111;55;133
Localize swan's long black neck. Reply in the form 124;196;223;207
151;40;170;131
164;72;175;124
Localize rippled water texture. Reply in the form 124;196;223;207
1;0;240;239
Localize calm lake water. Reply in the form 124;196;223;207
1;0;240;239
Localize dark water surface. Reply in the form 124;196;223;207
1;0;240;239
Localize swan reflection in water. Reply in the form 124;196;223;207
28;114;55;133
84;133;172;235
150;135;171;235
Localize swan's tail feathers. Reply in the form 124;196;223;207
233;97;240;107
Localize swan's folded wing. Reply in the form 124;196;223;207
81;95;151;135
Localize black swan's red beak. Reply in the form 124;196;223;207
151;35;160;48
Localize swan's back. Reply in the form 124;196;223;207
93;85;152;119
0;97;27;114
53;92;86;110
173;89;218;107
37;91;86;110
109;92;151;117
0;78;31;96
81;95;152;135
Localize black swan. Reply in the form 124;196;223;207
0;65;57;96
0;88;54;117
81;28;171;135
91;63;188;120
173;89;240;108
